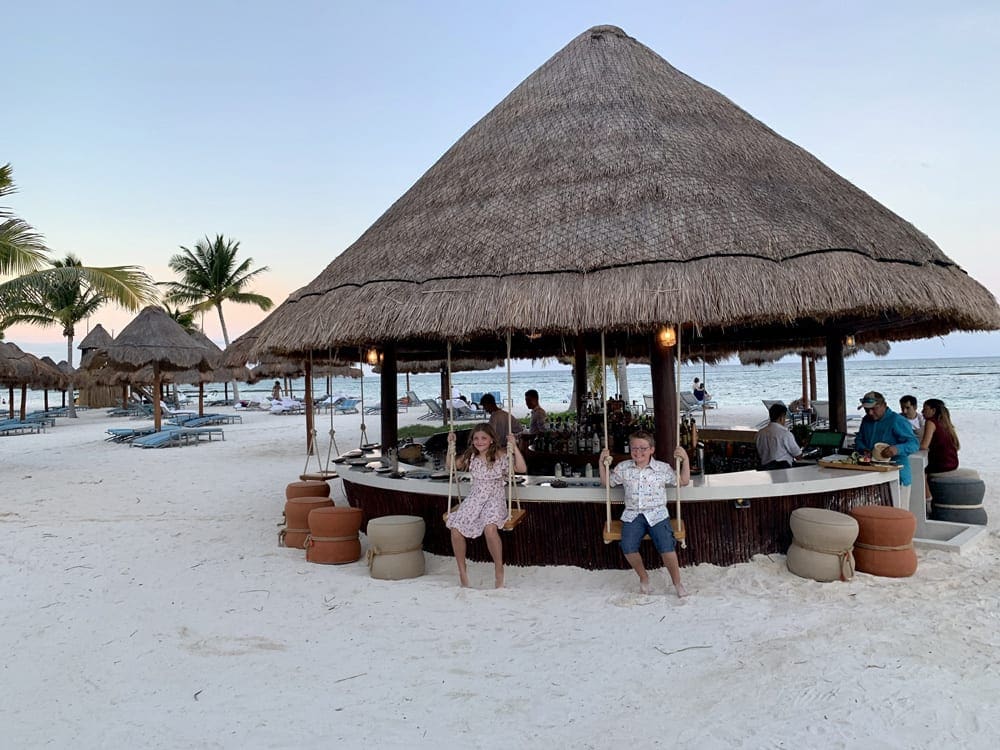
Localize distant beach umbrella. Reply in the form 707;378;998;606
91;306;218;430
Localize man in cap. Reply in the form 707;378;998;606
854;391;920;506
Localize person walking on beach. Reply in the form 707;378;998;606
271;380;282;400
524;389;547;433
599;431;690;598
854;391;919;507
755;402;802;470
478;393;523;447
446;424;526;588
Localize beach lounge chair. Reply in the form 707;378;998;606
0;419;43;436
270;397;305;415
130;428;182;448
334;398;360;415
105;425;158;443
642;394;655;416
419;399;445;421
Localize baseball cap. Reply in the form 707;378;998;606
858;391;885;410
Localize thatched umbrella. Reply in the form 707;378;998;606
38;355;69;412
77;324;121;409
246;24;998;441
739;341;891;407
93;307;218;431
1;342;44;419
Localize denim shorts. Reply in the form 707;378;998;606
620;515;676;554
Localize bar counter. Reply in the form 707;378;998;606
342;462;899;569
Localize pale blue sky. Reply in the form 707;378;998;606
5;0;998;363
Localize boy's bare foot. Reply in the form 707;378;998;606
675;583;689;598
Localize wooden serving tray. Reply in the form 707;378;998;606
818;459;899;472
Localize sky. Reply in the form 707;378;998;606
4;0;998;365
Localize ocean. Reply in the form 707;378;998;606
195;356;1000;414
9;356;997;414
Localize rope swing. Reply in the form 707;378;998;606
502;330;525;531
358;351;370;449
302;349;339;480
672;326;687;549
444;341;461;520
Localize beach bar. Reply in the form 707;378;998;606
341;463;898;569
232;26;1000;568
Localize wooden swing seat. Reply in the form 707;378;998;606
300;470;339;481
443;506;526;532
602;519;686;545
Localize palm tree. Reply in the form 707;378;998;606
0;162;48;287
2;254;159;417
161;234;272;401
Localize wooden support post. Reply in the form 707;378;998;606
650;332;678;463
574;336;587;416
826;333;847;433
380;342;399;450
304;358;314;455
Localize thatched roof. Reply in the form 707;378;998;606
94;307;217;372
77;324;114;352
0;342;63;388
738;341;891;366
247;24;998;361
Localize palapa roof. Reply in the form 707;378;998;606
249;24;999;361
738;341;891;366
77;324;114;352
94;306;217;373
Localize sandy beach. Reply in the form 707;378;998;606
3;403;998;748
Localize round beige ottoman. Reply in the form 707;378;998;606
366;515;426;580
787;507;859;582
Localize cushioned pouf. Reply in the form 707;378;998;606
929;474;988;525
849;505;917;578
366;515;426;580
285;480;331;500
280;497;334;548
787;507;858;582
305;506;364;564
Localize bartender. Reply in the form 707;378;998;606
524;389;547;433
479;393;523;447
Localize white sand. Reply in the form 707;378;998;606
3;404;999;748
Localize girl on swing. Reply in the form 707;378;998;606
600;430;690;597
446;423;526;588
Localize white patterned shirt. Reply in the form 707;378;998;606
609;458;677;526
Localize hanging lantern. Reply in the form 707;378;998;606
656;324;677;348
366;347;381;366
844;334;856;347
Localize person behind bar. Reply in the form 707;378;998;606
899;394;925;437
479;392;523;447
599;430;689;598
524;389;547;433
755;402;802;470
446;423;526;588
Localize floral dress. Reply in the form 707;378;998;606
446;453;509;537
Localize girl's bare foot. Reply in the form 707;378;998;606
639;580;653;595
459;572;469;588
675;583;689;598
495;575;504;589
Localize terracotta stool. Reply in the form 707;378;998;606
786;507;858;582
849;505;917;577
285;480;331;500
306;506;364;564
280;496;334;548
929;474;987;525
366;515;426;580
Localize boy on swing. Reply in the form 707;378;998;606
600;430;690;597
